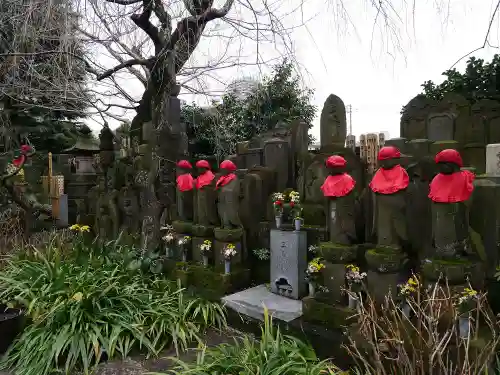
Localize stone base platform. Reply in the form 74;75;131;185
221;285;303;322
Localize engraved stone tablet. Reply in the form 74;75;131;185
270;230;307;299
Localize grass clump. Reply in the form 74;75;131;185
0;231;226;375
161;309;343;375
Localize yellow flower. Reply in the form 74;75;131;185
72;292;83;302
70;224;80;231
345;264;359;273
79;225;90;233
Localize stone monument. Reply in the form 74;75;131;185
366;146;409;301
319;94;347;149
175;160;194;222
270;229;307;299
317;155;358;304
423;149;483;288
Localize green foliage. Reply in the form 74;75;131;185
421;55;500;102
0;235;226;375
162;309;341;375
183;60;316;160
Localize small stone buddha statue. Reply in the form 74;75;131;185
320;155;357;244
428;149;474;257
176;159;194;222
194;159;219;226
216;160;241;229
369;146;409;250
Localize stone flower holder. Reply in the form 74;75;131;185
365;247;407;303
318;242;358;304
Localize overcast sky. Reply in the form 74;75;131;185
90;0;500;143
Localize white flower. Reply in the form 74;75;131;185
163;234;174;243
223;244;237;259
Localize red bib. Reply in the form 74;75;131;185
369;165;409;194
176;174;194;192
195;170;215;189
216;173;236;189
429;170;474;203
321;173;356;197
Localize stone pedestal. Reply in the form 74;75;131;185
213;227;244;268
191;224;215;264
365;246;406;303
318;242;357;304
270;229;307;299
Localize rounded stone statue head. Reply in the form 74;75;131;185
325;155;347;175
176;160;193;175
219;160;237;176
435;149;462;175
377;146;403;169
195;159;211;174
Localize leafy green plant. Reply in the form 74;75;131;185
0;245;226;375
162;308;341;375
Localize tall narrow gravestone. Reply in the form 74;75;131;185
270;229;307;299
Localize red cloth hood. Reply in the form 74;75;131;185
195;170;215;189
176;173;194;192
321;173;356;197
369;165;409;194
429;170;474;203
216;173;236;189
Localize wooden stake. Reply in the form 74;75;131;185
48;152;52;197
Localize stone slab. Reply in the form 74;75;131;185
486;143;500;175
221;284;303;322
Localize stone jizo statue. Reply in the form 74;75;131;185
369;146;409;250
321;155;357;245
176;160;194;222
194;159;219;226
428;149;474;257
216;160;241;229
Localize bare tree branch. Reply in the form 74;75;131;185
97;57;152;80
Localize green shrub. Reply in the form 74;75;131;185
0;244;226;375
162;309;342;375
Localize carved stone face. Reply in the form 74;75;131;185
437;162;459;175
219;168;230;176
379;159;400;170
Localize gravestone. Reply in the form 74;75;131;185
427;113;455;141
486;143;500;176
270;229;307;299
320;94;347;148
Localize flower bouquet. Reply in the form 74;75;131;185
305;257;326;297
177;235;191;262
222;243;237;274
199;240;212;267
345;264;366;309
398;275;419;318
456;287;477;339
272;192;285;228
161;225;175;258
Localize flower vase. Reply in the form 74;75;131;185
294;219;301;231
308;282;315;297
348;293;359;310
182;251;187;262
224;260;231;274
458;315;470;339
202;255;209;267
401;302;411;318
275;215;282;229
165;247;172;258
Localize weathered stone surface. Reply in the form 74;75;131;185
320;94;347;148
486;143;500;175
93;359;146;375
217;177;241;230
222;284;303;322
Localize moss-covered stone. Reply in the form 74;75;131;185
318;242;357;264
189;264;250;300
192;224;215;237
214;227;243;242
421;257;482;285
302;297;354;329
365;247;406;273
429;140;461;156
301;203;326;226
172;220;193;234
